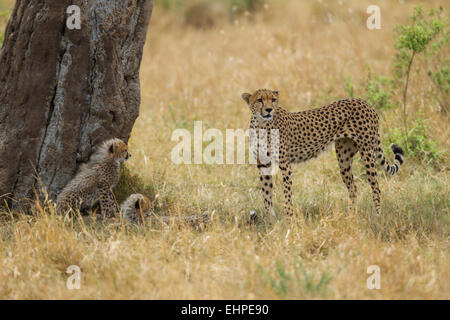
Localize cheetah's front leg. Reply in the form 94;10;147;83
99;188;116;218
258;165;275;218
280;162;293;216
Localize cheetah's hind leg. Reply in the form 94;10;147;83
335;138;358;214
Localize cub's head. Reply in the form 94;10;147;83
132;193;151;214
103;138;131;162
242;89;279;121
121;193;151;222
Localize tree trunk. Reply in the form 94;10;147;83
0;0;153;209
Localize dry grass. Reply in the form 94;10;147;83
0;0;449;299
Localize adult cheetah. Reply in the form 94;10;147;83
242;89;404;217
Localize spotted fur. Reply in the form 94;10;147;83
120;193;210;227
242;89;404;216
120;193;151;222
56;138;131;218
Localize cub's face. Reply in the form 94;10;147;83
124;194;151;223
108;139;131;161
134;195;151;214
242;89;279;121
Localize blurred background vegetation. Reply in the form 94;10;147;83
0;0;448;204
151;0;448;167
0;1;10;46
0;0;448;197
0;0;449;299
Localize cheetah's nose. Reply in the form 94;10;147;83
265;108;273;113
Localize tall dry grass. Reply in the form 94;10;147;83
0;0;449;299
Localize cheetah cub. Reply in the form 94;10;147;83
120;193;151;222
56;138;130;217
121;193;210;227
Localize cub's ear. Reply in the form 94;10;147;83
135;199;141;210
242;93;251;104
109;143;115;154
272;90;279;96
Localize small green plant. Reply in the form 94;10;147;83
393;6;445;146
343;74;396;111
365;75;397;111
113;166;175;215
270;260;290;296
266;259;332;298
293;260;332;296
385;112;444;167
344;77;355;98
113;166;155;206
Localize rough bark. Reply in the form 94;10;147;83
0;0;153;208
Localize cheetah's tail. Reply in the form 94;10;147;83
376;143;404;176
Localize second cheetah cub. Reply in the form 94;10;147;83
56;138;131;218
121;193;210;227
120;193;151;223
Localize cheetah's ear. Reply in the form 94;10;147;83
109;143;115;154
135;199;141;210
242;93;251;105
272;90;279;96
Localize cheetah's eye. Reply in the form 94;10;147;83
272;98;277;103
257;98;263;104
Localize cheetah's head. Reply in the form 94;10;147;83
121;193;151;222
242;89;279;121
133;194;151;214
105;138;131;162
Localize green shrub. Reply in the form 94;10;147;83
113;166;155;206
365;75;397;111
260;259;332;298
385;112;444;167
393;6;444;79
112;166;176;215
343;77;354;98
343;75;396;111
393;6;446;145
